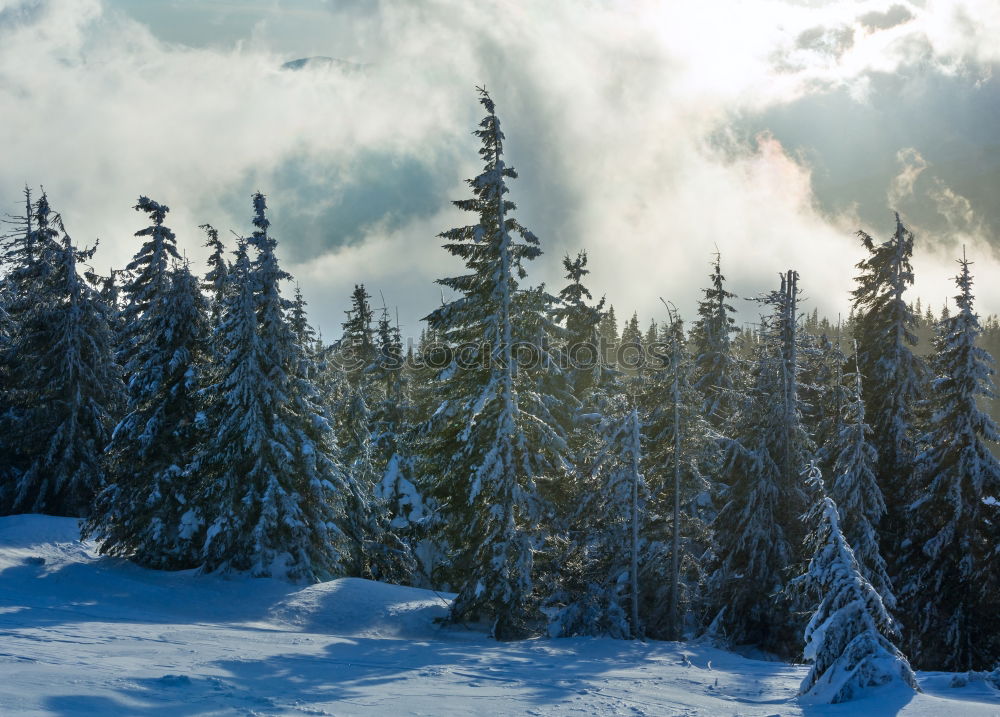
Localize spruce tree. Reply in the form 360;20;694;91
690;252;739;427
827;349;894;609
542;253;624;631
201;223;228;328
86;198;209;566
189;195;347;580
334;286;413;582
421;88;567;638
340;284;376;369
545;252;610;527
551;251;607;400
115;197;181;373
708;402;792;651
851;215;926;563
620;311;643;375
370;306;422;582
0;190;62;508
641;310;715;640
899;253;1000;670
546;399;646;640
770;271;813;524
794;466;917;704
2;196;122;516
599;304;619;368
803;330;850;480
707;271;810;654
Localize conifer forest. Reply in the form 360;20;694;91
4;2;1000;712
3;85;1000;708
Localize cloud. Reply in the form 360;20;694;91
888;147;929;207
795;25;855;60
929;182;981;237
858;4;915;32
2;0;1000;340
878;145;1000;316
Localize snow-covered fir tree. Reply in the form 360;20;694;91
690;252;739;428
86;198;210;567
551;251;607;400
769;270;813;530
708;271;811;654
850;215;926;563
898;253;1000;671
0;190;62;510
288;285;318;366
371;306;424;549
802;330;850;479
827;348;894;610
641;311;716;640
1;195;122;516
334;285;379;573
189;194;348;581
93;268;126;355
643;319;657;351
793;465;917;704
340;284;376;368
707;392;794;651
599;304;619;367
333;286;413;583
114;197;181;375
201;223;228;328
548;251;616;513
619;311;644;375
546;399;646;640
421;88;568;639
539;252;621;627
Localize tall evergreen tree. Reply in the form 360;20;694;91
899;254;1000;670
794;465;917;704
86;198;209;566
827;349;894;610
599;304;619;368
552;251;607;400
2;196;122;516
804;330;850;480
335;285;377;472
690;252;739;427
370;305;408;468
340;284;376;370
371;305;423;582
851;215;926;564
546;252;612;525
201;223;228;328
334;286;413;582
707;271;811;654
546;399;646;640
770;271;813;524
0;190;61;507
115;197;181;375
188;194;348;580
641;311;715;640
708;398;792;650
620;311;644;374
421;88;568;639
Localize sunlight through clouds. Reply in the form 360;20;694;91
2;0;999;336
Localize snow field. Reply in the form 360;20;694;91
1;516;998;716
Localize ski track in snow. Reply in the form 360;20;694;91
1;516;998;716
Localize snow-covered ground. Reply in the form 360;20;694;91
1;516;997;716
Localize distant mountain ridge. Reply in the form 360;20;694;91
281;56;365;73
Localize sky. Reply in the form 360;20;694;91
2;0;1000;341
